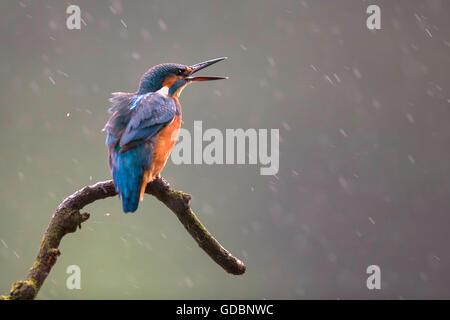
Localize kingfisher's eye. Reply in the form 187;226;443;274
176;69;184;75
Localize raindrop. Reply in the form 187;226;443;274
338;175;348;190
140;28;151;41
419;272;428;281
372;98;381;110
56;69;69;78
48;20;57;32
406;113;415;124
333;73;341;83
267;56;276;67
328;253;337;263
158;19;167;31
109;0;123;15
339;129;348;137
352;67;362;79
131;51;141;60
201;203;214;215
259;78;269;88
324;75;335;86
30;81;40;93
184;276;194;288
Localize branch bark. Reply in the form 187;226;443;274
1;178;246;300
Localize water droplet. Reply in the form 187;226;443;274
158;19;167;31
1;239;8;248
339;129;348;137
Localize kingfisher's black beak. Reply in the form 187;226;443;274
186;57;228;82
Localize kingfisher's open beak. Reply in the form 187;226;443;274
186;57;228;82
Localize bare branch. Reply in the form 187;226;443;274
1;178;246;300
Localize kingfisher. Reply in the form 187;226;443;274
103;57;227;213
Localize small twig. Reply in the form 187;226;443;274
1;178;245;300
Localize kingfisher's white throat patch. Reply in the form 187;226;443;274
156;86;169;96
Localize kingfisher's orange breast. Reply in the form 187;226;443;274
151;114;181;176
139;111;182;200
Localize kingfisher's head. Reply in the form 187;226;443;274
138;57;227;95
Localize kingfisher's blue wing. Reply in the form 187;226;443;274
103;92;135;149
120;93;177;147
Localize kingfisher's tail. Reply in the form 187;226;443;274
110;143;151;213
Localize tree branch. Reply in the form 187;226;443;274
1;178;246;300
